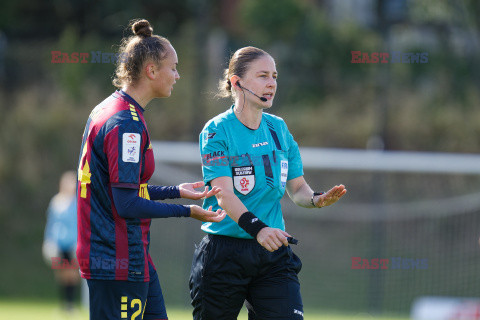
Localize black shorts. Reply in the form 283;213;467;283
60;250;73;261
189;234;303;320
87;261;168;320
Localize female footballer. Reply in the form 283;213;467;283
76;19;225;320
189;46;347;320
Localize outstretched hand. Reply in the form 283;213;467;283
179;181;221;200
314;184;347;208
189;205;226;223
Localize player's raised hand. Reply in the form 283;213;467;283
189;205;226;222
256;227;291;252
314;184;347;208
179;181;221;200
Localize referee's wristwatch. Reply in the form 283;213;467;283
311;192;325;208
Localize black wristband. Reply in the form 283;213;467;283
238;211;268;239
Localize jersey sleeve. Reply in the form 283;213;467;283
112;187;190;218
284;122;304;180
104;119;146;188
147;185;181;200
199;122;231;184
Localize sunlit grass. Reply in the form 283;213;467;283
0;300;409;320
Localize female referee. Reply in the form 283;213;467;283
77;19;225;320
189;46;347;320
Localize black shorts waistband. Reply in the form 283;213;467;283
207;233;256;243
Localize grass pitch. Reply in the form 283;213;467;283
0;300;409;319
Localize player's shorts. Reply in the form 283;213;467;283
87;260;167;320
60;250;74;261
189;234;304;320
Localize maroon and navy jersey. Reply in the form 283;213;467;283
77;90;155;282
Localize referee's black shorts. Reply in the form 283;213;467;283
189;234;304;320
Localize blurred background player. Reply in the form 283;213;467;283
190;46;347;320
43;170;80;313
76;19;225;320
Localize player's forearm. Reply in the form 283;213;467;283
215;189;248;223
112;187;190;218
147;185;181;200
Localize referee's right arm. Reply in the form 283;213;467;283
211;176;248;223
212;176;290;252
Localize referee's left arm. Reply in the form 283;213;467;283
286;176;316;208
286;177;347;208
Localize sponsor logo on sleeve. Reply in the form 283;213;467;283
122;133;141;163
203;131;216;142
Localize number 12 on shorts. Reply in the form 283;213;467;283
121;296;146;320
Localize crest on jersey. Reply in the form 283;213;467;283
232;166;255;195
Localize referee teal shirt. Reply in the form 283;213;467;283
199;105;304;238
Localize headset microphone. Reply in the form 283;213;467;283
237;82;268;102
